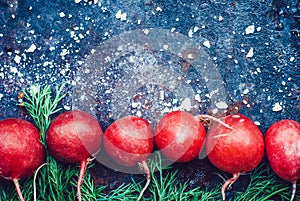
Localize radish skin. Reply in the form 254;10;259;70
47;110;103;201
266;119;300;201
206;114;264;201
104;116;153;201
0;118;45;201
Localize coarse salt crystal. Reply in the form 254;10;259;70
59;12;65;18
14;55;21;63
272;102;282;112
245;25;255;34
203;40;210;48
26;44;37;53
74;0;81;3
188;29;193;38
246;48;254;58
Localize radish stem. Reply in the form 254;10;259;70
13;178;25;201
77;159;88;201
221;172;240;201
33;163;49;201
290;181;297;201
196;115;233;129
137;160;151;201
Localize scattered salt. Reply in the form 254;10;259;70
74;0;81;3
156;7;162;11
218;16;223;21
180;98;192;111
64;105;71;110
290;57;295;62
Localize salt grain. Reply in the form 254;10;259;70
203;40;210;48
246;48;254;58
14;55;21;63
272;102;282;112
25;44;37;53
245;25;255;34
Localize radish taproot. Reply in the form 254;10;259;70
0;118;45;201
206;114;264;201
154;111;206;162
266;119;300;201
103;116;154;201
46;110;103;201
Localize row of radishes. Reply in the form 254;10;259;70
0;109;299;201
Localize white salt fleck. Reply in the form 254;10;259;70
163;44;168;50
256;67;261;73
132;102;140;108
59;12;65;18
216;101;228;109
49;46;55;51
137;19;141;24
14;55;21;63
245;25;255;34
193;26;200;32
227;55;232;59
156;7;162;11
26;44;37;53
144;29;149;35
64;105;71;110
203;40;210;48
218;16;223;21
74;0;81;3
175;18;179;21
195;94;201;102
0;94;3;100
246;48;254;58
90;49;96;54
281;81;286;85
256;27;262;32
120;12;127;21
171;27;176;32
10;67;18;73
30;85;38;94
136;110;142;117
188;29;193;38
243;89;249;94
272;102;282;112
290;57;295;62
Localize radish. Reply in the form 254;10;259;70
206;114;265;201
103;116;154;201
266;119;300;201
46;110;103;201
0;118;45;201
154;111;206;162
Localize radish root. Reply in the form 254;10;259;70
137;160;151;201
33;163;49;201
290;181;297;201
13;178;25;201
221;172;240;201
196;115;233;129
77;159;88;201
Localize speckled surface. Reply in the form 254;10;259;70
0;0;299;199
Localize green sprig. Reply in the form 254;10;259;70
21;83;66;145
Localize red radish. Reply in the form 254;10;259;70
154;111;206;162
46;110;103;201
206;114;264;201
103;116;153;201
0;118;45;201
266;119;300;201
